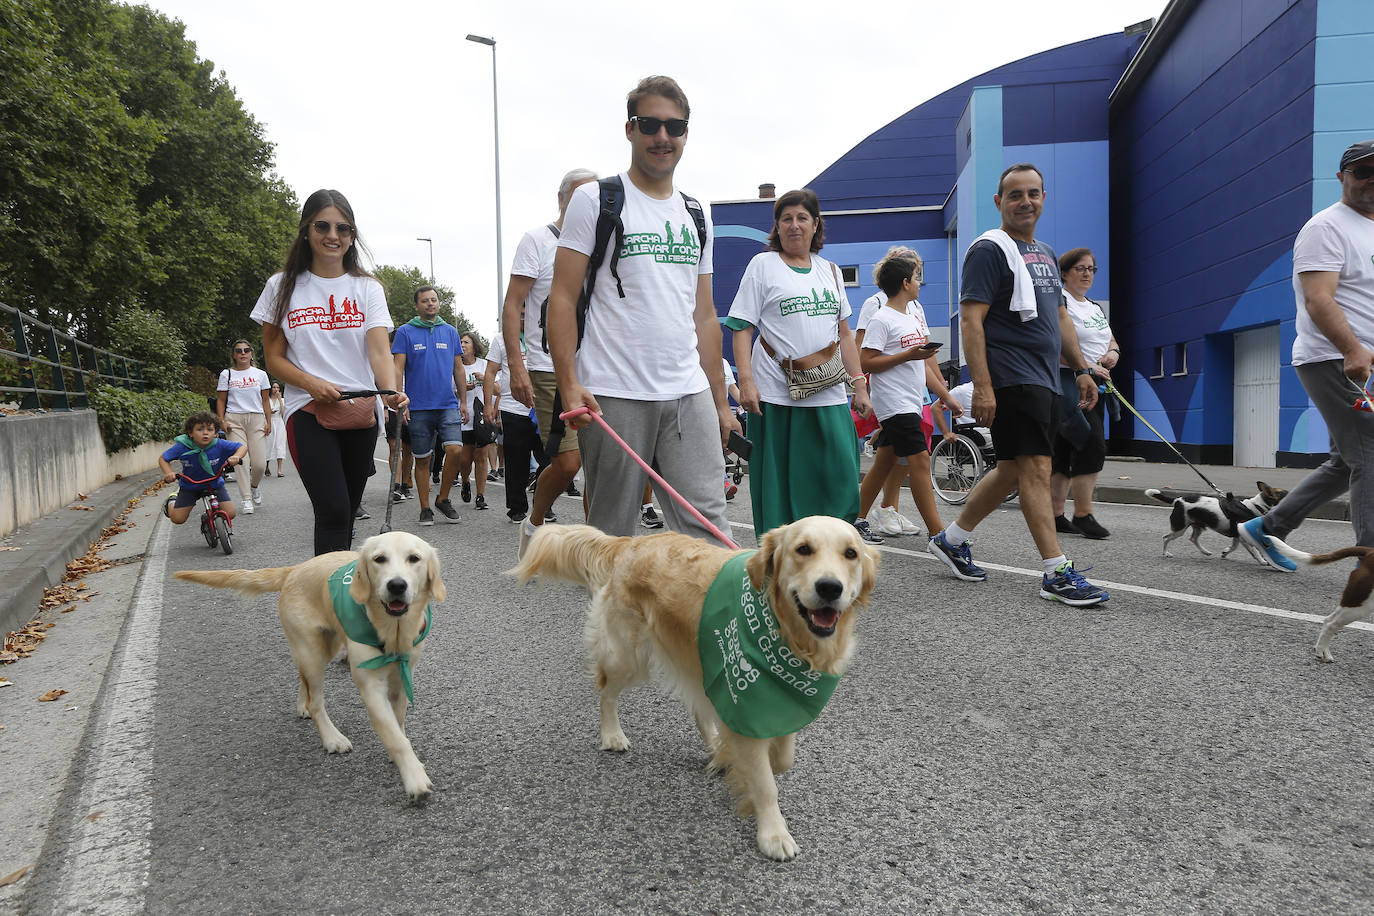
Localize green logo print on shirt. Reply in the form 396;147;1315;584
620;220;701;265
779;286;842;318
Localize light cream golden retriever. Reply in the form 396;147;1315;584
511;516;878;860
175;531;444;800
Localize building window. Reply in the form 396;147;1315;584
1151;346;1164;379
1173;342;1188;376
840;265;859;287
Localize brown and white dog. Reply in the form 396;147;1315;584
510;517;879;861
1145;481;1288;562
1267;537;1374;662
175;531;444;800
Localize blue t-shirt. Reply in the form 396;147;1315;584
959;238;1062;392
161;438;239;486
392;322;463;411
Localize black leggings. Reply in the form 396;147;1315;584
287;410;378;555
500;410;547;515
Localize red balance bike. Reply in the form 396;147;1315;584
176;465;235;555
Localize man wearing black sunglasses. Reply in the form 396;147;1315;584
1240;139;1374;565
539;75;739;544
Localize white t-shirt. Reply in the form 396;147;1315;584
559;173;713;400
217;367;270;414
511;225;558;373
459;358;488;431
487;336;532;415
1292;201;1374;366
250;272;393;421
728;251;853;408
1063;293;1113;364
863;301;931;421
855;293;884;333
949;381;974;414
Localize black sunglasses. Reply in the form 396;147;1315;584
233;347;252;354
310;220;355;236
1344;164;1374;181
630;116;688;138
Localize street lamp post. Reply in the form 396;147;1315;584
416;237;433;283
466;33;503;328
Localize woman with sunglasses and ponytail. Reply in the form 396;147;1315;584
250;189;407;555
215;339;272;514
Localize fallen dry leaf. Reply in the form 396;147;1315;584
76;492;87;500
61;605;76;614
85;810;104;822
0;651;19;664
0;546;20;551
0;865;30;887
69;505;94;512
37;688;67;701
0;678;11;687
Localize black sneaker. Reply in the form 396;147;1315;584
507;510;526;524
461;479;472;503
487;469;501;482
854;519;884;545
544;509;558;523
354;504;370;520
392;485;407;504
1055;514;1081;535
566;482;581;497
640;506;664;529
1073;514;1110;539
418;507;435;526
435;499;459;522
475;494;489;510
927;531;987;582
1040;561;1109;606
401;484;413;500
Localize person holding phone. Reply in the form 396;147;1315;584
855;248;963;540
727;188;873;537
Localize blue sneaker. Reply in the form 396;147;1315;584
928;531;987;582
1040;561;1109;606
1237;516;1296;572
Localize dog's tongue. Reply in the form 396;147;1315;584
811;607;839;629
387;600;408;613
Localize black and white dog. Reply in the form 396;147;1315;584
1144;481;1289;562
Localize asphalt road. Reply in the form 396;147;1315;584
10;448;1374;914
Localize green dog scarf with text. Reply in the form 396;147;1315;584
698;552;840;739
327;560;432;705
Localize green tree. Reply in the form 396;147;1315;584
373;264;483;341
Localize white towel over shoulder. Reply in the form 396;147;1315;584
974;228;1038;322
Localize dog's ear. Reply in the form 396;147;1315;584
746;527;780;591
858;544;881;605
349;553;373;605
1258;480;1276;500
426;545;446;603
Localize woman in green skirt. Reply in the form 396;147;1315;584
725;188;875;540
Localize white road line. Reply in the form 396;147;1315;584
52;516;170;914
727;520;1373;634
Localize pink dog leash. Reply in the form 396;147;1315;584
560;405;740;550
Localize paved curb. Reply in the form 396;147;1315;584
0;470;162;638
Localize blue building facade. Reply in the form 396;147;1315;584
710;0;1374;467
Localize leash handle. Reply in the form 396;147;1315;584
337;389;397;399
560;406;741;550
1102;379;1226;497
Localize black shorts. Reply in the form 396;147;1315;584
384;411;408;441
990;385;1058;461
875;412;927;458
1053;398;1106;476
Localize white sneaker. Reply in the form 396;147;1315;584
252;487;263;506
875;505;904;536
240;502;254;515
893;509;921;536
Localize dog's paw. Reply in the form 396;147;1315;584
403;771;434;802
757;827;799;861
1316;646;1336;663
601;730;631;752
1162;550;1173;558
297;703;310;719
321;732;353;754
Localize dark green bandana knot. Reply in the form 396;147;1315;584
407;315;446;329
698;552;841;739
328;561;432;705
174;434;215;476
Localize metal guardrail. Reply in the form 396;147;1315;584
0;302;145;410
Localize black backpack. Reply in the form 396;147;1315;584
539;175;708;353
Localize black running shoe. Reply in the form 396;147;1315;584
1055;514;1082;535
475;494;489;510
1073;514;1110;540
460;479;472;503
435;499;459;522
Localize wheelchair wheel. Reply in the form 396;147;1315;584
930;435;983;505
214;515;234;555
201;514;217;548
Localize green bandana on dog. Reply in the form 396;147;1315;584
698;552;840;739
327;560;432;705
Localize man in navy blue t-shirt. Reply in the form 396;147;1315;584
392;285;468;526
927;163;1109;607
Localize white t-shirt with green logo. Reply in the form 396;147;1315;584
1063;293;1112;364
728;251;853;407
559;173;713;400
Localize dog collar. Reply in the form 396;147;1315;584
327;561;431;705
698;552;840;739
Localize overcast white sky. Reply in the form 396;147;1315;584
146;0;1164;338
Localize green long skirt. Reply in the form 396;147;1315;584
748;401;860;537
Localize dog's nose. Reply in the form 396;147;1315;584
386;577;408;596
814;577;843;602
